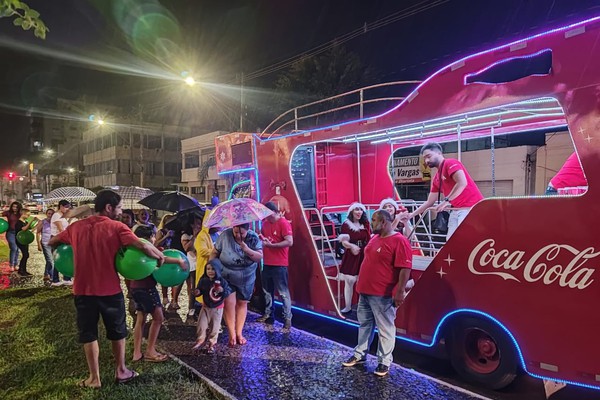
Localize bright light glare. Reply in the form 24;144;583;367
184;77;196;86
67;167;75;173
97;119;105;125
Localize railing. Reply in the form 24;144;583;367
260;81;421;139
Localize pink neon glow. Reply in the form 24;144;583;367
462;48;552;85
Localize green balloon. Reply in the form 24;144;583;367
25;216;38;230
53;244;74;277
153;249;190;287
0;219;8;234
115;242;158;280
16;230;34;245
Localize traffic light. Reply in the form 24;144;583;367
7;172;15;181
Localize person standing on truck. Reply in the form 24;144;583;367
545;152;587;194
409;142;483;238
341;209;412;377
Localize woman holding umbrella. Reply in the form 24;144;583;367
206;198;271;346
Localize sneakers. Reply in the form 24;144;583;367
283;319;292;330
374;364;389;377
342;355;366;367
256;314;274;324
187;309;195;317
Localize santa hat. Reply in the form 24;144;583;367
379;198;408;213
347;202;367;215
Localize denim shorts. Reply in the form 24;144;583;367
212;259;256;301
131;287;162;314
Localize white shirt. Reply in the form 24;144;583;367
50;211;69;236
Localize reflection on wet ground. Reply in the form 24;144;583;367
160;313;486;400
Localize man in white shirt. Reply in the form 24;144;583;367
50;199;73;286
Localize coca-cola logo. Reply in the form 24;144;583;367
467;239;597;289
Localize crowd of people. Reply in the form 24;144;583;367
0;141;586;385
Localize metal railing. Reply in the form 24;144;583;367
260;81;421;138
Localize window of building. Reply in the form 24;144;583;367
119;159;130;174
132;133;140;148
117;132;130;147
191;186;205;194
164;162;180;176
184;151;200;168
102;134;113;149
147;135;162;149
164;137;179;151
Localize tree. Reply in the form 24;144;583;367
0;0;48;39
261;45;371;133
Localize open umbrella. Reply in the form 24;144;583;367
164;206;205;232
138;191;200;212
44;187;96;203
106;186;153;209
204;198;273;228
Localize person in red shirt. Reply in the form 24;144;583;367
546;152;587;194
342;209;412;377
256;202;294;329
49;190;165;389
410;142;484;238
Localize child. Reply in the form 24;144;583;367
15;210;35;277
130;225;187;362
192;260;231;353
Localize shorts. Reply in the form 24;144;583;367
74;292;127;343
131;287;162;314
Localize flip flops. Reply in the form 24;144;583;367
115;370;139;384
77;379;100;389
144;353;168;363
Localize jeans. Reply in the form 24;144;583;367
16;243;29;274
41;242;54;277
353;294;397;367
447;208;471;239
262;265;292;320
6;231;19;267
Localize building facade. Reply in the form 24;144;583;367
82;123;191;190
179;131;230;204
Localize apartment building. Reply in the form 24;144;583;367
82;123;192;190
179;131;230;203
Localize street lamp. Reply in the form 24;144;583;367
97;118;105;125
184;76;196;86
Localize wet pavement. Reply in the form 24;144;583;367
159;313;488;400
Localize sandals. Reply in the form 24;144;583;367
115;370;139;384
144;353;168;363
77;379;100;389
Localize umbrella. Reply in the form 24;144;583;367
204;198;273;228
64;204;94;219
44;186;96;203
138;191;200;212
164;206;205;232
105;186;153;210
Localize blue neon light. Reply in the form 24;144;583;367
218;166;255;175
228;179;251;200
257;16;600;144
279;301;600;391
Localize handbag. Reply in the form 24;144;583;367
432;161;449;235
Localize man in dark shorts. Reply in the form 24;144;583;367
49;190;165;388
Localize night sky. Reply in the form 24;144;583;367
0;0;599;170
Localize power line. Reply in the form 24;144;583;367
243;0;450;81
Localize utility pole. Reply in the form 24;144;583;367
137;105;145;188
239;72;244;132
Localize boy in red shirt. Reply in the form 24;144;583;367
256;202;294;329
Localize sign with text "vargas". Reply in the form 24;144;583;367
392;156;431;183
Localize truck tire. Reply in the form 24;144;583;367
447;316;519;390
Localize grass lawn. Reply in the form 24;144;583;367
0;285;217;400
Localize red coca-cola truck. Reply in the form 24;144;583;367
215;16;600;391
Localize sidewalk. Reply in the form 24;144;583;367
159;312;490;400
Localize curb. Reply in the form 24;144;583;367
163;349;238;400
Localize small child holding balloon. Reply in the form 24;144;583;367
131;225;187;362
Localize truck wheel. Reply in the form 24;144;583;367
447;316;519;390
